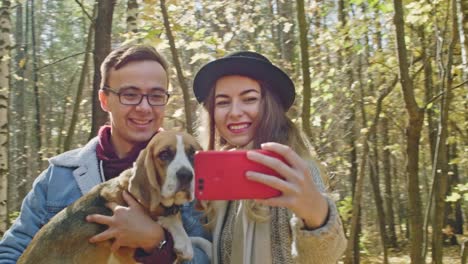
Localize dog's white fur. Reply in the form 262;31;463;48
162;135;195;206
157;135;196;260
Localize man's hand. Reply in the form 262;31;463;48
86;190;165;252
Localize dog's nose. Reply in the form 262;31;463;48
177;167;193;187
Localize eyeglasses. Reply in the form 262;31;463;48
102;86;170;106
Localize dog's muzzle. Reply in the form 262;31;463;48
176;167;193;191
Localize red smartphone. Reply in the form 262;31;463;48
194;150;285;200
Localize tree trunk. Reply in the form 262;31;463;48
382;117;398;248
459;0;468;68
432;1;458;262
0;0;11;234
90;0;115;138
377;13;398;243
393;0;425;263
57;69;79;153
420;23;436;260
269;0;280;58
10;0;27;212
337;1;360;261
369;136;389;264
160;0;194;134
30;0;43;172
278;0;295;74
394;158;408;239
361;6;389;259
458;0;468;145
296;0;312;139
126;0;138;33
419;27;437;163
345;81;394;264
448;141;464;236
64;7;95;151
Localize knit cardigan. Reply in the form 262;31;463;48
209;164;347;264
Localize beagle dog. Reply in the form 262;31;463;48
18;131;205;264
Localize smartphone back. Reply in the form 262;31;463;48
194;150;284;200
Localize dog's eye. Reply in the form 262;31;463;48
187;146;195;156
159;149;173;161
186;146;196;161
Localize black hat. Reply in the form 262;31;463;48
193;51;295;110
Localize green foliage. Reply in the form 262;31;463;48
337;196;353;223
9;211;19;223
446;183;468;203
406;1;432;26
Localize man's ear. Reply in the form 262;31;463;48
99;89;110;112
128;147;161;214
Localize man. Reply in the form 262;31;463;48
0;44;210;263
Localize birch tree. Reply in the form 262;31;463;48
0;0;11;233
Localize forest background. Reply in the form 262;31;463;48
0;0;467;263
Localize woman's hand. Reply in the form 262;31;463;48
245;142;329;229
86;190;165;253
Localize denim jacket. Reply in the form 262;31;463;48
0;138;210;263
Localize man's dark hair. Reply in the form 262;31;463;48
100;44;169;91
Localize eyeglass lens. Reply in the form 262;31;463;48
119;90;168;106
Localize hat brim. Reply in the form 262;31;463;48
193;57;295;110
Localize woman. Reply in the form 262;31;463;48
192;51;347;264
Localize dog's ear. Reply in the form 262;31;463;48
129;147;161;214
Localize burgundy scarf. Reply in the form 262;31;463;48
96;125;151;180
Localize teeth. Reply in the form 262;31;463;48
132;119;150;125
229;124;249;130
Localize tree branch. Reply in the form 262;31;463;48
37;51;87;71
424;79;468;109
74;0;93;21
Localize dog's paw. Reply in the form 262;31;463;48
157;215;193;260
174;239;194;260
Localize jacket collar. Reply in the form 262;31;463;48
49;137;102;194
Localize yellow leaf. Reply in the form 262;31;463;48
19;58;26;69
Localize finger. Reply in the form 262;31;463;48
246;171;295;194
111;240;121;252
246;150;294;181
105;201;120;211
86;214;112;226
89;229;114;243
122;190;140;208
260;142;309;172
